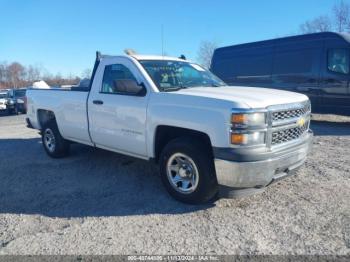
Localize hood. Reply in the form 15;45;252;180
174;86;308;109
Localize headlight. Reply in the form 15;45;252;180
230;111;267;146
231;112;266;127
231;131;266;146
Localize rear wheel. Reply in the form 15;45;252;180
41;120;70;158
159;137;218;204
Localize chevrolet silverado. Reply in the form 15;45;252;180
26;52;313;204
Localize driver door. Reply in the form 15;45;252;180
88;57;149;158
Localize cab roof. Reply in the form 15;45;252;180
131;54;188;62
97;52;192;64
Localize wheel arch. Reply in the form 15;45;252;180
153;125;213;163
37;109;56;129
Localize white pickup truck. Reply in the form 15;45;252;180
26;52;313;204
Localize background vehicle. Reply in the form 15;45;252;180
0;91;8;112
26;52;313;204
211;32;350;115
7;88;27;114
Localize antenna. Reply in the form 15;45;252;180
161;24;164;57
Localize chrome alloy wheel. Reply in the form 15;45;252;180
44;128;56;153
166;153;199;194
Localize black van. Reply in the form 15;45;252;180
211;32;350;115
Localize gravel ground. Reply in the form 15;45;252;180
0;113;349;255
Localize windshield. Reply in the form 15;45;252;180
139;60;227;92
0;93;7;99
14;90;26;97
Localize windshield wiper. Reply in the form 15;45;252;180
210;83;224;87
163;85;189;92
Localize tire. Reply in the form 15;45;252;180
41;120;70;158
159;137;218;204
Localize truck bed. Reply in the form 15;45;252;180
26;88;92;145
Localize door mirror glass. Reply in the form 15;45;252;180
113;79;146;96
328;49;350;74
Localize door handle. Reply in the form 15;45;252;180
93;100;104;105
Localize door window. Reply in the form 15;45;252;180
327;49;349;74
101;64;137;93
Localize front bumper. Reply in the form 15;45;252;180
16;103;25;112
214;130;313;191
6;104;15;110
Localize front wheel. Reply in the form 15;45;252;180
41;120;70;158
159;137;218;204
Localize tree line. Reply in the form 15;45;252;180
299;0;350;34
2;1;349;89
0;62;86;90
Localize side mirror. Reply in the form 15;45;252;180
113;79;146;96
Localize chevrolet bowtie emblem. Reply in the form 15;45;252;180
297;117;306;127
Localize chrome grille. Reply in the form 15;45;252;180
272;103;311;123
271;121;309;145
268;101;311;147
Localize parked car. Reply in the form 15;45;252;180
71;78;91;91
0;91;8;112
26;52;313;204
7;88;27;114
211;32;350;115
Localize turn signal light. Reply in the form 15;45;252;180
231;114;246;124
231;133;245;144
